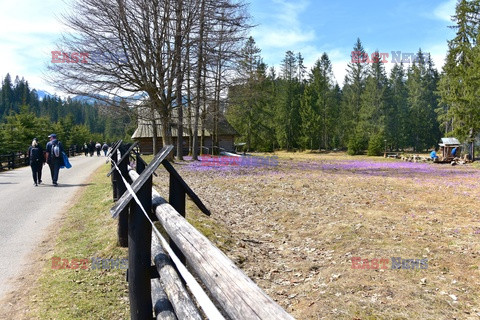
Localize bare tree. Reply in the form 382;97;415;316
175;0;184;160
47;0;249;158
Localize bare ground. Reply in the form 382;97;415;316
154;152;480;320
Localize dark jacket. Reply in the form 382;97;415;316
28;145;44;165
46;139;65;165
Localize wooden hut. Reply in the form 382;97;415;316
131;113;238;155
438;137;461;162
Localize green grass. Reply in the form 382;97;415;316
28;164;129;319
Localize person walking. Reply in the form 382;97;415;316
95;142;101;156
102;142;109;156
89;140;95;157
28;138;44;186
84;142;89;156
45;133;64;186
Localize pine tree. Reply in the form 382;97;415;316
358;51;390;147
406;50;440;151
438;0;480;140
227;37;275;151
301;53;339;150
343;38;368;149
275;51;303;150
389;63;409;150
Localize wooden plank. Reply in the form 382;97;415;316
151;279;178;320
162;160;211;216
106;140;122;159
153;200;294;320
152;233;203;320
107;142;138;177
110;145;173;218
136;154;158;177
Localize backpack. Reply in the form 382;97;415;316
30;146;42;162
53;142;61;158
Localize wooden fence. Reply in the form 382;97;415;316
0;147;79;171
108;141;294;320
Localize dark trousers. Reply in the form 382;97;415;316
30;161;42;184
48;160;61;184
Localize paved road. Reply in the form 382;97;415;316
0;155;106;298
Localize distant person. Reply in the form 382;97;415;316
102;142;109;156
430;149;438;161
95;142;101;156
451;147;458;158
84;142;88;156
28;138;45;186
45;133;64;186
89;140;95;157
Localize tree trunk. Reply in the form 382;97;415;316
192;0;205;161
175;0;183;160
152;118;158;155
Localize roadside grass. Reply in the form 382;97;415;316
156;151;480;319
28;163;129;319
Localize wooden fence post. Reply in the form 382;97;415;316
9;152;14;169
128;170;153;320
168;168;186;264
117;144;130;247
111;147;119;201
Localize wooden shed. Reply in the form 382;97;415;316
438;137;461;162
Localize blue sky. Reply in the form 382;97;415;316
250;0;458;84
0;0;457;94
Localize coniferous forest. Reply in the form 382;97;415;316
0;74;135;154
227;38;442;155
226;1;480;155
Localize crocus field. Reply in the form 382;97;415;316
154;152;480;319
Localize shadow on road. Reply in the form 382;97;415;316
44;183;95;188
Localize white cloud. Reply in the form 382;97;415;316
422;42;449;71
252;28;315;48
0;0;70;92
433;0;457;22
270;0;310;26
251;0;316;62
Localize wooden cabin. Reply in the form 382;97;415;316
132;113;238;155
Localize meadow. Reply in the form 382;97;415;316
152;151;480;320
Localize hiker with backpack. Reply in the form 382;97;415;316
95;142;101;156
28;138;45;186
45;133;64;186
101;142;109;156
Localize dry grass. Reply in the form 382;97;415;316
153;151;480;320
25;164;129;319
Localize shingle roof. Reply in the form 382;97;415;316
439;137;461;146
131;111;238;139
